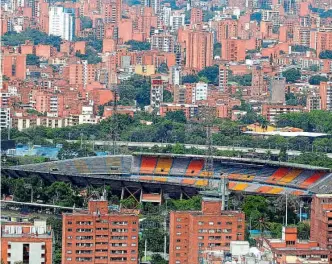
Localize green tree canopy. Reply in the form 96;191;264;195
80;16;92;29
282;68;301;83
2;29;62;50
319;50;332;59
125;40;151;51
26;54;40;66
308;75;328;85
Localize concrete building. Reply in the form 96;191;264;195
192;82;208;103
262;104;303;124
144;0;160;15
217;20;238;42
150;77;164;109
1;220;53;264
0;107;11;129
270;76;286;104
306;94;322;111
159;103;198;119
310;194;332;262
151;34;175;53
170;66;181;85
62;199;139;264
169;198;245;264
49;6;75;41
320;81;332;111
219;65;228;93
170;12;185;31
69;60;96;87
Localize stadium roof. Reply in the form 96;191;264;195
243;131;329;137
133;152;332;171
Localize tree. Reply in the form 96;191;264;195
309;65;319;72
308;75;328;85
319;50;332;59
151;254;168;264
46;181;83;207
2;29;62;50
125;40;151;51
250;12;262;22
282;68;301;83
26;54;40;66
213;42;221;57
285;92;299;105
198;65;219;85
242;196;268;217
75;47;101;64
80;16;92;29
182;74;199;83
165;110;186;123
157;63;169;74
297;222;310;240
292;45;310;52
163;90;173;103
57;142;96;160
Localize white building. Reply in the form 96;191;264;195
170;66;181;85
170;13;185;31
144;0;160;14
0;108;11;129
161;6;172;26
192;82;208;104
150;34;175;53
49;6;75;41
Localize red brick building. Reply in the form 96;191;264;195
62;200;139;264
260;226;330;264
310;194;332;262
169;198;245;264
1;220;53;264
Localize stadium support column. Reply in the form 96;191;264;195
120;187;125;204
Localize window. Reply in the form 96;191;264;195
176;225;181;228
67;221;72;225
209;222;214;226
67;236;72;239
176;261;181;264
177;232;181;235
198;221;204;225
67;250;72;254
67;243;72;247
131;250;136;253
133;222;137;224
131;243;136;246
177;218;181;222
176;246;181;250
132;236;137;239
66;258;72;261
176;239;181;242
198;236;203;240
67;229;72;232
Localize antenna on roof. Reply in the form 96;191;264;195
110;85;119;155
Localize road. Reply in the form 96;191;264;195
68;140;332;158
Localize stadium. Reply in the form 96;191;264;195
2;153;332;202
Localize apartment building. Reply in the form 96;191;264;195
310;194;332;262
150;77;164;109
49;6;75;41
262;104;303;124
2;54;27;80
221;39;246;62
1;220;53;264
219;65;228;93
320;81;332;110
62;200;139;264
169;198;245;264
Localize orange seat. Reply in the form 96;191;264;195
292;190;304;196
266;168;290;183
140;157;158;174
278;169;302;184
154;158;173;175
181;179;196;185
185;159;204;176
255;186;273;193
229;182;237;189
232;183;248;191
266;187;283;194
300;172;325;188
140;176;153;181
195;179;208;186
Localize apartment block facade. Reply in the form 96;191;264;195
62;200;139;264
169;198;245;264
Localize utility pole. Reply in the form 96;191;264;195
285;192;288;226
111;85;119;155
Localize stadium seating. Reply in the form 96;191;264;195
185;159;204;176
255;186;273;193
105;156;122;173
140;157;158;174
232;183;248;191
153;177;167;182
154;158;173;175
266;168;290;183
195;179;208;186
132;156;141;174
169;158;190;175
266;187;284;194
73;159;90;174
278;169;303;184
291;170;315;186
299;172;325;188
